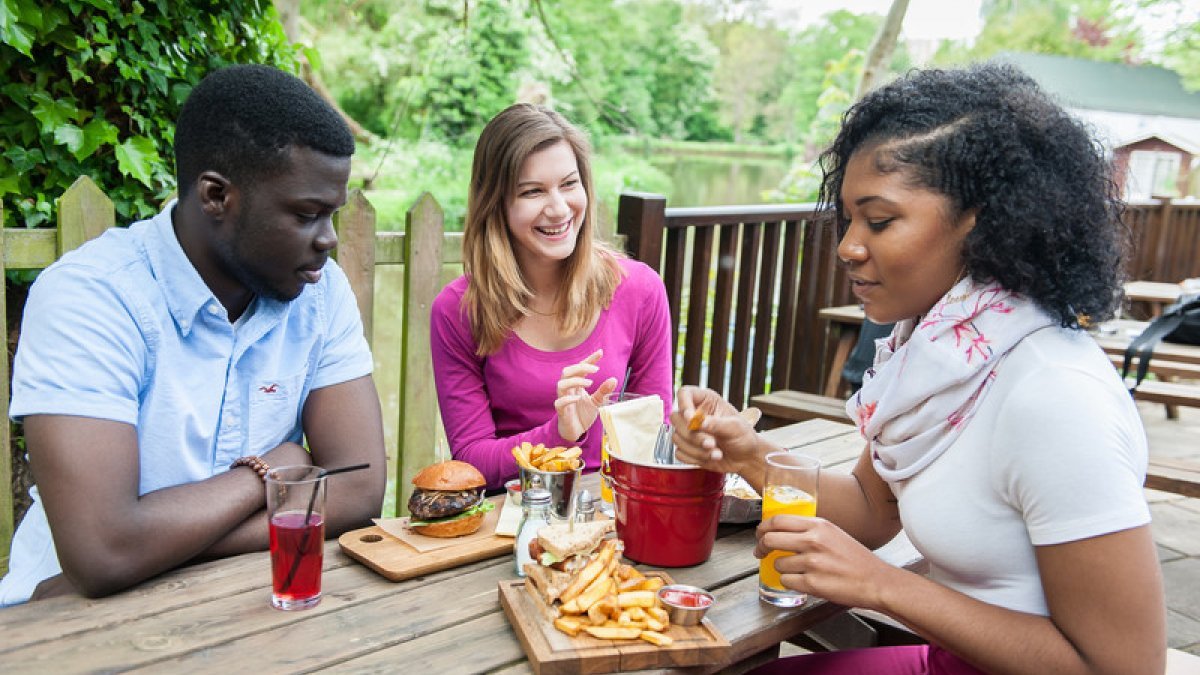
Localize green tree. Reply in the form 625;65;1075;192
965;0;1142;62
0;0;300;229
1143;0;1200;90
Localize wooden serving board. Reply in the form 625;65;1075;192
338;502;513;582
498;572;731;675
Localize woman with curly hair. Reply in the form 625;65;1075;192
431;104;672;490
672;63;1165;673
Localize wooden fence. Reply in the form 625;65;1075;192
2;182;1196;576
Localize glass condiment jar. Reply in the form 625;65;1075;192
514;487;553;577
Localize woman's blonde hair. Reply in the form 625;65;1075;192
462;103;623;355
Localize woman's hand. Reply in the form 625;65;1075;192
670;386;764;478
756;515;898;612
554;349;617;442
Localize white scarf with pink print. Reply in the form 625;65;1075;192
846;277;1055;481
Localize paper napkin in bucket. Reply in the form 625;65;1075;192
599;394;664;465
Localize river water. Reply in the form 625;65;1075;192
646;153;792;207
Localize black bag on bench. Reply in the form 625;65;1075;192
1121;293;1200;390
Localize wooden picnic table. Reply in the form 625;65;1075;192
0;419;920;674
1123;280;1183;317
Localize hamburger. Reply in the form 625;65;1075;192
524;520;616;606
407;460;494;537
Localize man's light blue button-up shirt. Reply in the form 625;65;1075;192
0;202;373;604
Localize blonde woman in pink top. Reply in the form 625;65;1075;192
431;104;673;490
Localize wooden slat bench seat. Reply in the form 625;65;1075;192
1146;458;1200;499
752;390;851;427
1129;380;1200;409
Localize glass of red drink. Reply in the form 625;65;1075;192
266;465;327;610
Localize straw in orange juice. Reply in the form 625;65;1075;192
758;485;817;590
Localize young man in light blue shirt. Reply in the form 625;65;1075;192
0;65;387;604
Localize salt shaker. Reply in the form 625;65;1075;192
574;489;595;523
514;488;553;577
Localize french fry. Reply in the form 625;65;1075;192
588;595;616;625
648;606;670;626
687;409;706;431
585;626;642;640
640;630;674;647
645;616;666;632
512;445;530;469
539;445;565;465
571;566;615;613
554;616;587;637
559;446;582;460
559;598;583;615
617;590;657;609
626;607;647;621
560;541;616;603
636;576;666;592
616;564;640;581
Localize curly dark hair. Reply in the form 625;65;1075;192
173;64;355;198
817;62;1127;327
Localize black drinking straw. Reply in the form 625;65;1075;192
280;463;371;593
617;366;633;401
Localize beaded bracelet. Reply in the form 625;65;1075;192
230;455;271;482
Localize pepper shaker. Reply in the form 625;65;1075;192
574;489;595;523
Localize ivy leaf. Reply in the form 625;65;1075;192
30;91;79;131
0;0;35;57
114;136;161;188
68;118;119;161
53;123;83;153
0;157;20;196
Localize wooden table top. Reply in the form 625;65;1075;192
0;419;919;674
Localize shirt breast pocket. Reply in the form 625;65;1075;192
248;371;307;454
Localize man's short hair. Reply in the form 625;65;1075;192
173;64;355;197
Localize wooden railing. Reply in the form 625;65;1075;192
617;193;852;410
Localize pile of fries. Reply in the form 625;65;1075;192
549;539;674;647
512;442;583;473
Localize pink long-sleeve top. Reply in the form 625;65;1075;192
430;258;674;490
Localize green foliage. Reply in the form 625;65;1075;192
962;0;1143;63
0;0;300;230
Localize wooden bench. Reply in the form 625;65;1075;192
753;389;850;427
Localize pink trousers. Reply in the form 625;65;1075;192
748;645;989;675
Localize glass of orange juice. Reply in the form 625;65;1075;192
759;451;820;607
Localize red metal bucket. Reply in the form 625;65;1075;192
608;455;724;567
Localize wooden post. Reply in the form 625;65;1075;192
617;193;667;273
333;190;376;345
0;208;9;577
57;176;114;256
397;193;444;516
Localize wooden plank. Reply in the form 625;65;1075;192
56;176;114;256
753;390;852;426
707;224;738;395
0;207;8;577
2;228;59;269
1129;380;1200;408
616;193;666;273
6;557;511;672
770;221;802;391
682;226;714;387
332;189;376;345
373;231;463;266
662;227;687;371
729;222;762;410
1145;458;1200;499
750;221;781;398
397;193;444;516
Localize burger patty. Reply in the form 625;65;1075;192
408;488;482;520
